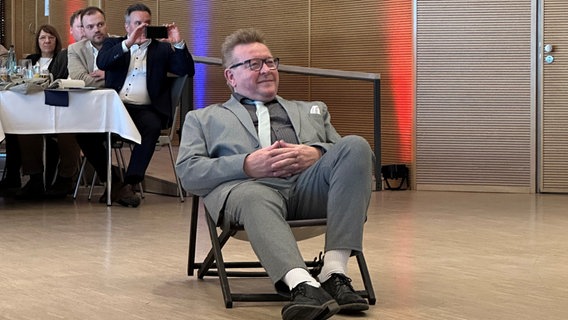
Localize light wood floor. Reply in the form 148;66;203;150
1;149;568;319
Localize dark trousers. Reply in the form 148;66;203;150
18;133;80;182
77;105;162;185
2;134;22;182
2;134;63;185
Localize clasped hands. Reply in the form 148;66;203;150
90;70;105;80
244;140;323;178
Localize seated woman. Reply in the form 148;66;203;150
15;24;80;199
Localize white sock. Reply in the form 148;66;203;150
283;268;321;290
318;249;351;283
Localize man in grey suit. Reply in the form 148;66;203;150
176;28;372;320
68;6;107;87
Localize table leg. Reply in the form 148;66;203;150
107;132;112;206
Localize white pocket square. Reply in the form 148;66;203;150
310;105;321;115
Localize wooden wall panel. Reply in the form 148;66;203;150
8;0;414;188
311;0;413;167
46;0;86;47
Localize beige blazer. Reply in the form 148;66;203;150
67;39;104;87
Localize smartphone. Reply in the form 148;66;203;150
145;26;168;39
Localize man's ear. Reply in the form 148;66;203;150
224;69;236;88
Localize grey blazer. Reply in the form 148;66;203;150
67;39;105;87
176;95;342;223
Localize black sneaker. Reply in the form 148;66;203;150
321;273;369;313
281;282;340;320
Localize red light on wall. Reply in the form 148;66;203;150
384;1;413;163
65;3;83;45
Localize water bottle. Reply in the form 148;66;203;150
7;45;16;75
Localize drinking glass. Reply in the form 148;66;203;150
19;59;33;79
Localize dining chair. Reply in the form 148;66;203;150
72;139;137;201
73;75;188;201
155;74;188;202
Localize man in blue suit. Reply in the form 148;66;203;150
83;2;194;207
176;28;372;320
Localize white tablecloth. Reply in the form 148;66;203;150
0;88;141;205
0;89;141;143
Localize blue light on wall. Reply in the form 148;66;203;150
191;2;209;109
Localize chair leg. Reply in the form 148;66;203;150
187;195;200;276
88;171;97;201
355;251;376;305
198;218;233;279
114;147;125;182
167;142;184;202
72;157;87;199
138;182;145;198
204;213;234;308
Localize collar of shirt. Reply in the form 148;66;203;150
87;41;100;71
130;39;151;53
233;92;277;106
232;93;299;145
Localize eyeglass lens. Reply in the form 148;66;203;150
248;58;279;71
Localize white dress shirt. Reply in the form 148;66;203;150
119;40;151;105
87;41;100;71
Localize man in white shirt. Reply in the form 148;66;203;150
79;3;194;207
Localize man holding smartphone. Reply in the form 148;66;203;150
83;2;194;207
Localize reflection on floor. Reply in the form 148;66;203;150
1;148;568;319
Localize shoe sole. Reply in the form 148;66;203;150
338;302;369;313
282;299;340;320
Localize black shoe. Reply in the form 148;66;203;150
115;184;141;208
45;176;73;198
15;177;45;200
281;282;340;320
0;177;22;196
321;273;369;313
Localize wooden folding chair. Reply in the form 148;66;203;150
187;195;376;308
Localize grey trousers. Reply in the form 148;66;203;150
223;135;373;286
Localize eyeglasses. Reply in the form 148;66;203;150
229;57;279;71
84;22;105;31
